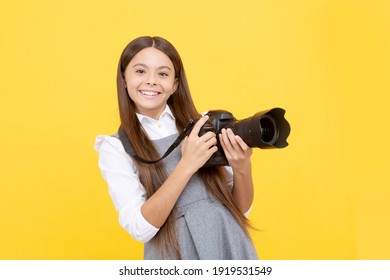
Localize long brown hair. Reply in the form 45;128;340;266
117;36;253;258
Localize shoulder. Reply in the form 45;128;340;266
94;134;138;172
94;134;132;163
94;134;123;153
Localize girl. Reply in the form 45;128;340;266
95;36;258;259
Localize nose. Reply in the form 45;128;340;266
145;74;157;86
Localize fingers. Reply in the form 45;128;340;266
189;115;210;137
188;115;217;143
180;117;218;173
220;128;246;149
220;129;238;150
182;115;218;155
233;133;248;150
219;128;251;161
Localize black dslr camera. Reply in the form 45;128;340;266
199;108;291;167
117;108;290;167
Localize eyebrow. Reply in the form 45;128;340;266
132;63;172;71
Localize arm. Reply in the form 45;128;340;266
95;135;158;242
140;116;218;228
95;116;218;241
219;128;254;214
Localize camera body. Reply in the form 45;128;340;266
199;108;291;167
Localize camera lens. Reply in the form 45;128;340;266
218;108;289;150
259;115;279;144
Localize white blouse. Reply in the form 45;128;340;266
94;106;237;243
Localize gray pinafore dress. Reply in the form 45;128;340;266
143;134;258;260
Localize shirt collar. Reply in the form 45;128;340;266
136;105;175;123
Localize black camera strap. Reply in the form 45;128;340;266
117;119;195;164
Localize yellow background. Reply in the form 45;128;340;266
1;0;389;259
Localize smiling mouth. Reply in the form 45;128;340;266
139;90;160;97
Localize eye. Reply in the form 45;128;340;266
135;69;145;74
159;72;169;77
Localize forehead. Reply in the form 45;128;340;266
129;47;174;69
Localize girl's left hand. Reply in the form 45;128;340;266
219;128;252;173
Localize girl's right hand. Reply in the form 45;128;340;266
180;116;218;174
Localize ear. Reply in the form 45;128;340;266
171;78;179;94
122;71;127;88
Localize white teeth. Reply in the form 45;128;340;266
140;91;159;96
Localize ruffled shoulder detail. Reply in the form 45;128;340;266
94;134;123;153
